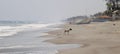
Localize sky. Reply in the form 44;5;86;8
0;0;106;21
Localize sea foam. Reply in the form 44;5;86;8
0;23;56;37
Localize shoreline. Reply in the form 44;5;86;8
46;21;120;54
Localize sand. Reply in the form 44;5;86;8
46;21;120;54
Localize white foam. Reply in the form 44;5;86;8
0;23;57;37
0;26;17;36
41;33;49;36
0;45;36;49
27;50;58;54
0;50;58;54
0;44;80;54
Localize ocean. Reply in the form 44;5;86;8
0;20;80;54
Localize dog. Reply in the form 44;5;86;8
64;28;72;35
113;24;116;26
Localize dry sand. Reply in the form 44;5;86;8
46;21;120;54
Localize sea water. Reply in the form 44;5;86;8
0;21;80;54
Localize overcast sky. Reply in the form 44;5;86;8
0;0;106;21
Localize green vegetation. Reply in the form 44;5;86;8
105;0;120;16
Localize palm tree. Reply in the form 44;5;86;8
115;0;120;9
105;0;120;16
106;0;120;10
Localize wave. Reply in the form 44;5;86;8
0;23;61;37
0;44;80;54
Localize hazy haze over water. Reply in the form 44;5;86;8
0;0;106;21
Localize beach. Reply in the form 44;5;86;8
46;21;120;54
0;21;81;54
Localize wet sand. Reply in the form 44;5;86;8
46;21;120;54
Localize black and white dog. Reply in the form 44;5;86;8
64;28;72;35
